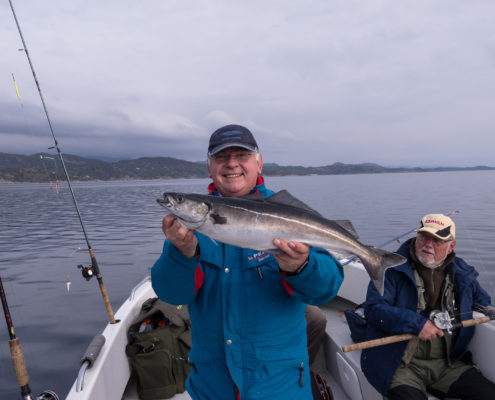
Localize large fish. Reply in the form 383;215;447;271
156;190;405;295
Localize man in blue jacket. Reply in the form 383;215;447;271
152;124;343;400
361;214;495;399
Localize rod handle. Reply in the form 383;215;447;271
9;338;30;387
89;249;116;324
342;333;414;353
462;316;490;327
98;281;116;324
343;316;493;353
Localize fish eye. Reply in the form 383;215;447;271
177;195;184;203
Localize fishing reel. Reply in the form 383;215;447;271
77;264;96;281
36;390;59;400
429;310;455;335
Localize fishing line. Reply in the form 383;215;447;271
39;154;62;190
11;72;62;187
69;247;83;257
8;0;116;324
38;154;54;184
11;72;59;186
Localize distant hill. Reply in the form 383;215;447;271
0;152;494;183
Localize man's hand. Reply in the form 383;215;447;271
272;239;310;274
483;305;495;320
418;320;444;341
162;214;198;259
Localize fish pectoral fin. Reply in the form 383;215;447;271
210;213;227;224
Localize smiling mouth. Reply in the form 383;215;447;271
225;173;243;178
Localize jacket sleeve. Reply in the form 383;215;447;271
151;239;199;305
457;257;492;312
472;279;492;310
364;270;427;336
283;247;344;305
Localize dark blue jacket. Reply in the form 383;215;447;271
361;239;492;395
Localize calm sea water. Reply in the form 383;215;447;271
1;171;494;398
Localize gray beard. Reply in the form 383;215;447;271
416;251;446;268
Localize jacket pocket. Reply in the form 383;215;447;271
256;359;309;397
130;348;178;400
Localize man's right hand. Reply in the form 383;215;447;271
483;305;495;320
418;319;444;341
162;214;198;259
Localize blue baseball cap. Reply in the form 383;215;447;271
207;124;259;156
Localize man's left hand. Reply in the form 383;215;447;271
273;239;309;274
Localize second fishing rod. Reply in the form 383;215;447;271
9;0;116;325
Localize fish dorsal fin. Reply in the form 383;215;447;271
334;220;359;239
266;190;322;216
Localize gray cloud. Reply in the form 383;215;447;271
2;0;495;167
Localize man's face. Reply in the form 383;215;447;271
414;231;456;268
207;147;263;197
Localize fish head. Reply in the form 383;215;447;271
157;192;210;229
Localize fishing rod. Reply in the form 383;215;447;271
8;0;116;324
342;313;491;353
340;210;460;266
1;275;59;400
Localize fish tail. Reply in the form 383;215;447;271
360;247;406;296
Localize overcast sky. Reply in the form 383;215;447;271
1;0;494;167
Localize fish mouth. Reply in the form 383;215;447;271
157;193;185;209
156;197;172;209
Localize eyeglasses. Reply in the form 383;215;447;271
210;151;255;163
417;232;452;246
